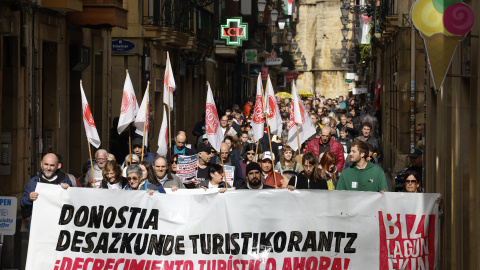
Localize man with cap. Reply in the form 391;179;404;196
259;151;282;188
132;137;156;164
215;142;244;188
238;162;274;189
194;143;212;186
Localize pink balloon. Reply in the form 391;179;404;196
443;3;475;36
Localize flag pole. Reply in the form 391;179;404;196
167;54;172;158
141;81;150;162
263;78;277;188
296;124;301;155
220;152;230;189
87;141;96;188
254;141;259;162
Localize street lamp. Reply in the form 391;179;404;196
270;9;279;23
341;26;349;37
303;63;307;71
341;38;348;47
278;19;285;30
286;31;293;41
257;0;267;13
341;47;347;54
292;40;298;50
342;0;350;5
340;5;349;17
296;48;302;58
342;57;347;63
301;55;306;65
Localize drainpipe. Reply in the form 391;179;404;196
410;25;415;152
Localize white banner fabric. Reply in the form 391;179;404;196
26;184;440;270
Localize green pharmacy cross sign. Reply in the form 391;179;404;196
220;18;248;46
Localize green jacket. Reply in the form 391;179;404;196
336;162;388;192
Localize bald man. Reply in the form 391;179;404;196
165;131;197;162
21;153;72;229
214;143;244;188
305;126;346;173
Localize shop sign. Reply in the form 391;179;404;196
111;39;136;53
220;18;248;46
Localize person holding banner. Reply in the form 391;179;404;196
287;152;328;190
20;153;72;229
199;164;227;192
259;151;282;188
123;164;166;194
139;161;161;187
336;140;388;192
153;156;185;190
100;161;127;189
275;145;300;175
238;162;273;190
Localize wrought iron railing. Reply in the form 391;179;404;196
142;0;214;45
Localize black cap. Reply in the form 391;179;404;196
246;162;262;175
408;147;423;157
197;143;212;153
132;137;143;147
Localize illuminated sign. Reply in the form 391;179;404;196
220;18;248;46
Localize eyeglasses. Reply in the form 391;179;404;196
405;180;418;184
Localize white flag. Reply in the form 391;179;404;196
80;81;101;148
288;81;316;151
265;75;282;137
117;70;139;134
251;74;265;141
164;52;176;111
205;83;223;152
157;107;168;157
134;83;150;147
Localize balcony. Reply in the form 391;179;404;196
68;0;128;29
142;2;214;53
42;0;83;12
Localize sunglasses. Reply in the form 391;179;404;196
170;160;178;164
405;180;418;184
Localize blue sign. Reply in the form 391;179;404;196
0;196;16;235
112;39;136;53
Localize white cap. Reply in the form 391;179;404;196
261;151;275;162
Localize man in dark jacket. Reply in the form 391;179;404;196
238;162;273;189
166;131;197;162
215;143;244;188
20;153;72;229
355;122;382;162
305;126;346;173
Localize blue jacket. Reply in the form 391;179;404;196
20;172;72;230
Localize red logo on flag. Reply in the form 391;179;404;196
252;95;265;124
206;103;220;135
121;91;130;114
131;94;137;111
83;104;96;128
268;95;277;120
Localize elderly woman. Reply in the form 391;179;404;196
123;164;166;194
101;161;127;189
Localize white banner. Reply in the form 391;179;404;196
27;184;440;270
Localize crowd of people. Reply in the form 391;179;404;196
21;94;430;226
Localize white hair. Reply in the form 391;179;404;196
95;149;108;158
322;117;331;125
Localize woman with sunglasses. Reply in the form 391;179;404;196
402;171;421;193
123;164;166;194
169;154;179;175
239;143;256;178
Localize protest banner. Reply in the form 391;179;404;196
26;184;440;270
177;154;199;183
224;165;234;187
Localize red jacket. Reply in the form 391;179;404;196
305;138;346;173
243;102;252;117
262;170;283;188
